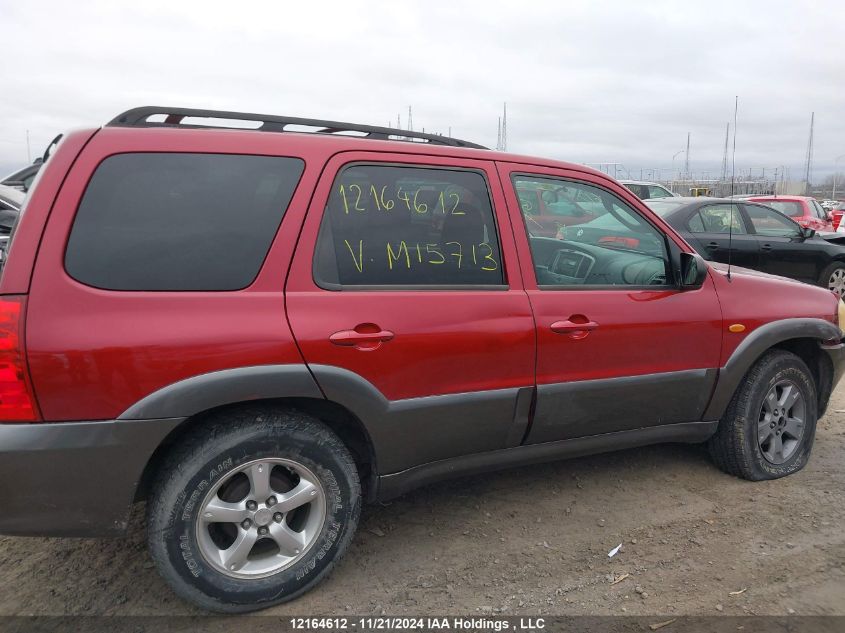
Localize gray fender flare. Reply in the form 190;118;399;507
703;317;840;420
118;365;323;420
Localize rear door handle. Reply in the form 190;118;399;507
707;241;720;248
761;244;773;251
550;319;599;334
329;328;395;346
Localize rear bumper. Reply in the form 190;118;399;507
0;417;182;537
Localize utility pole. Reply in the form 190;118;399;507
720;123;729;181
26;130;31;163
684;132;690;180
407;106;413;132
804;112;814;195
501;102;507;152
496;117;502;151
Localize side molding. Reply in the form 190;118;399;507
377;420;718;501
527;368;716;443
118;365;323;420
703;318;841;420
118;363;529;476
310;365;527;473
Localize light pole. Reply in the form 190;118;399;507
671;150;684;192
833;154;845;200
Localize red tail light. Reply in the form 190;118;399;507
0;296;40;422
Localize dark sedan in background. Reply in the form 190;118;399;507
646;197;845;294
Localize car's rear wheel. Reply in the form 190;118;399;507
707;350;817;481
146;408;361;613
821;261;845;295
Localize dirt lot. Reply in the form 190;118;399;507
1;387;843;617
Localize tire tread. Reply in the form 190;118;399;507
707;349;813;481
146;406;360;613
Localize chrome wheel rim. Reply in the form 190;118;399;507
828;268;845;296
757;380;805;465
196;458;326;579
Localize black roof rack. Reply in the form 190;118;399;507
107;106;488;150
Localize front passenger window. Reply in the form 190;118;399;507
745;205;801;237
513;175;670;288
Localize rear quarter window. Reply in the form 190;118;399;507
65;153;304;290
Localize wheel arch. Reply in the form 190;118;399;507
772;338;835;418
820;258;845;287
704;318;840;421
135;396;378;505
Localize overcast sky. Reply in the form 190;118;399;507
1;0;843;183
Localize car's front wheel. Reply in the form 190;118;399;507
821;261;845;296
708;350;817;480
146;408;361;613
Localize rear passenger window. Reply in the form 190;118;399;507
687;212;705;233
313;165;504;287
696;204;746;234
65;153;304;291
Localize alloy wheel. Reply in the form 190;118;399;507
757;380;805;465
195;458;326;579
828;268;845;296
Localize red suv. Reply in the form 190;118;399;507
747;195;834;232
1;107;843;613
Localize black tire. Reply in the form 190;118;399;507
146;407;361;613
820;261;845;294
708;350;817;481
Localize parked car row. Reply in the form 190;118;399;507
609;183;845;292
745;195;834;232
645;198;845;295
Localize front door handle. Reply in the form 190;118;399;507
760;243;773;251
550;319;599;338
330;327;395;347
707;241;720;248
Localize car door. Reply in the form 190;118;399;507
286;152;536;474
498;164;723;443
742;203;821;283
684;202;761;270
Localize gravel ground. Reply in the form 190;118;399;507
1;385;843;617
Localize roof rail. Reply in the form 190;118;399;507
107;106;488;149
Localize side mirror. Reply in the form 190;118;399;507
801;227;816;239
680;252;708;289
